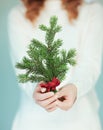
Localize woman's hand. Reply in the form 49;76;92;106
33;82;58;112
55;84;77;111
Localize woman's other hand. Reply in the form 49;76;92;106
56;84;77;111
33;82;58;112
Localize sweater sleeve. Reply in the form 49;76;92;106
8;6;37;99
70;3;103;99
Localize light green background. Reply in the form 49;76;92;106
0;0;103;130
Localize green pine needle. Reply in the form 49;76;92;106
16;16;77;83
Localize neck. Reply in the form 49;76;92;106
45;0;62;11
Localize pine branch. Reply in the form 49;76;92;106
16;16;77;84
67;49;76;59
18;74;30;83
39;24;48;31
16;57;34;70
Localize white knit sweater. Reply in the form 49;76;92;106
8;1;103;130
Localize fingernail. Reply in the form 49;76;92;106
41;88;46;93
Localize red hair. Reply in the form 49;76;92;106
21;0;83;23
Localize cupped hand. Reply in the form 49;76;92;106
55;84;77;111
33;82;58;112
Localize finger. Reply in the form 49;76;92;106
39;81;47;93
33;85;41;100
56;86;69;98
46;106;57;112
45;100;57;110
33;81;47;99
56;87;75;101
56;99;71;111
35;92;54;101
55;90;64;99
41;88;46;93
35;81;45;93
38;95;57;107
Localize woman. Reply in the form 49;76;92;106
8;0;103;130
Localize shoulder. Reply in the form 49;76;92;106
87;2;103;17
79;2;103;23
8;4;26;23
82;2;103;13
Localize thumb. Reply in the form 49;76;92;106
55;88;64;98
36;81;46;93
39;81;47;93
41;87;46;93
56;99;67;110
